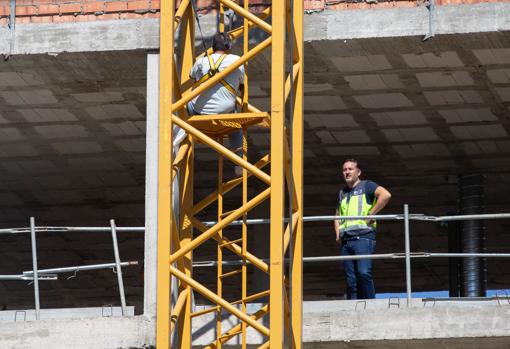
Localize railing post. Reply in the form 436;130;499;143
29;217;41;320
404;205;412;307
110;219;128;316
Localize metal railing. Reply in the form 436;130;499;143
0;217;140;320
193;205;510;307
3;207;509;317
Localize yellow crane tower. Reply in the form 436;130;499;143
156;1;304;348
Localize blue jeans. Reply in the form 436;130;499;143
341;237;376;299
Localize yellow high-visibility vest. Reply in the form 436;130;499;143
338;181;377;233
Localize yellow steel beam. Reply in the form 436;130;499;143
172;115;271;184
241;128;248;349
228;6;271;40
190;289;270;319
177;7;196;341
269;1;286;348
284;134;299;210
284;212;300;254
190;216;270;274
216;145;224;349
169;188;271;265
171;219;186;272
156;0;174;348
177;134;194;349
192;154;270;214
258;341;270;349
203;305;269;349
173;0;190;30
219;0;272;33
291;1;304;347
187;112;269;122
172;140;191;180
169;265;270;336
158;1;304;348
285;63;301;102
169;288;189;338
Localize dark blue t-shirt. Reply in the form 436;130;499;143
338;180;378;240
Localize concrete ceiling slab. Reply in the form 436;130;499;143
0;30;510;309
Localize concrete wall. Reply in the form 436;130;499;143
2;300;510;348
2;2;510;55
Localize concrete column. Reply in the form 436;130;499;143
144;51;159;323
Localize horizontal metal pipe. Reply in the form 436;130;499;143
0;227;145;235
0;274;57;281
22;261;138;276
433;213;510;222
427;253;510;258
0;212;509;235
192;251;510;267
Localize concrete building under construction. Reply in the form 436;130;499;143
1;0;510;348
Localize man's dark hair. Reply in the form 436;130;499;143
342;158;361;170
212;32;232;52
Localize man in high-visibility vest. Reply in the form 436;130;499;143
188;32;244;175
334;158;392;299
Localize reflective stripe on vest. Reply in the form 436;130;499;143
195;54;238;97
338;182;377;232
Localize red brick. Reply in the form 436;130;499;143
16;5;38;16
82;1;105;13
35;0;59;3
38;4;60;14
104;1;127;12
304;0;325;10
17;0;34;5
31;15;53;23
16;16;32;23
399;2;417;8
102;12;121;19
0;5;9;16
150;0;160;10
52;14;76;22
119;11;144;19
59;3;82;14
127;0;150;11
75;13;98;21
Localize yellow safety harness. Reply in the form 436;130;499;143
195;53;238;97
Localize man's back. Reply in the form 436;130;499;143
189;53;244;115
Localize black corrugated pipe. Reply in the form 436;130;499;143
458;174;487;297
446;215;461;297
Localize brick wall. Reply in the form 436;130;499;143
0;0;506;26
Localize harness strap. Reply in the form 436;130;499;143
195;54;238;97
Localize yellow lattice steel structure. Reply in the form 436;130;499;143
157;1;303;348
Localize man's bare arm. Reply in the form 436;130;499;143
334;208;341;243
370;186;392;215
